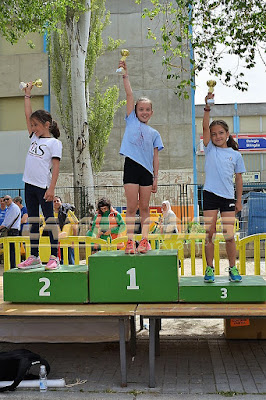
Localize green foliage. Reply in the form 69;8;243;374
0;0;85;43
0;0;124;173
48;0;124;170
136;0;266;98
49;27;73;157
88;80;125;172
86;0;123;83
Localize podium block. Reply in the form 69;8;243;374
4;265;89;303
89;250;178;303
179;276;266;303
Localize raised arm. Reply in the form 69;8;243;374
202;93;213;147
118;60;134;116
24;82;33;135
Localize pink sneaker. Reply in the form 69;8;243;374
17;255;42;270
125;239;136;255
137;238;151;254
45;256;60;271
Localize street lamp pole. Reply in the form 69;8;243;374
189;5;198;219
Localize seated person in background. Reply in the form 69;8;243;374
0;197;7;225
87;197;126;249
159;200;178;234
13;196;29;235
0;195;21;268
53;196;79;264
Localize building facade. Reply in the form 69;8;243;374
195;103;266;185
0;0;194;199
0;1;265;210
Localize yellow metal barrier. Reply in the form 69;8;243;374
0;236;109;271
1;232;264;276
236;233;266;275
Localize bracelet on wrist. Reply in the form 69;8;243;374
24;95;32;99
122;75;129;79
153;176;158;179
204;107;210;112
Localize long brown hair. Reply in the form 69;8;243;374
209;120;239;151
30;110;60;138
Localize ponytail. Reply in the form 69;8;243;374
50;120;60;138
227;135;239;151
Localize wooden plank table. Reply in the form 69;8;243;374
136;303;266;388
0;278;137;387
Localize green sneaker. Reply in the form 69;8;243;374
204;266;215;283
229;266;242;282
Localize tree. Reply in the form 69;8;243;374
49;0;124;213
136;0;266;98
0;0;123;213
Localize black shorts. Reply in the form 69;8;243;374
123;157;153;186
203;190;235;212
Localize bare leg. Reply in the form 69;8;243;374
221;211;236;267
124;184;139;240
203;210;218;266
139;185;153;238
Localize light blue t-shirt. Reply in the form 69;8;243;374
204;141;246;199
119;111;164;174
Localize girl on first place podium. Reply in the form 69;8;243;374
118;60;164;254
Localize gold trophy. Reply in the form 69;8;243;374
19;79;43;91
116;49;130;74
206;80;216;105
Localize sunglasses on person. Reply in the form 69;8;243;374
3;198;11;201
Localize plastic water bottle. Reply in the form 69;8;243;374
39;365;47;392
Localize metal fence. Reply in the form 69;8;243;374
1;182;266;223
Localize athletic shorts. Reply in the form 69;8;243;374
123;157;153;186
203;190;235;212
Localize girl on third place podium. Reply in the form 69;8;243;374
202;92;246;283
119;60;164;254
17;82;62;271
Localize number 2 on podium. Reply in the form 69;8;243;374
127;268;139;290
39;277;51;297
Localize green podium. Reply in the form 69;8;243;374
179;276;266;303
89;250;179;303
4;265;89;303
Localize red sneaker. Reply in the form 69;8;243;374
137;238;151;254
125;239;136;255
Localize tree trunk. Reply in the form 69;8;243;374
66;0;95;212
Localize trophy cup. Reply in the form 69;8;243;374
116;49;130;74
19;79;43;91
206;80;216;105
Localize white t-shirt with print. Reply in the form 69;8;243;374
23;134;62;189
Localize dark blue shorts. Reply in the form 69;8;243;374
123;157;153;186
203;190;235;212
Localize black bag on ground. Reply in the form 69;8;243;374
0;349;50;392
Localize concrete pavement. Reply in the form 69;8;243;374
0;332;265;399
